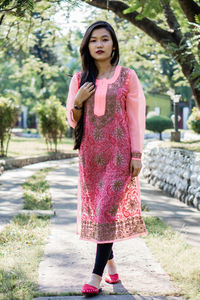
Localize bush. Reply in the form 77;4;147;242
0;97;19;157
36;97;67;152
146;115;173;140
187;107;200;134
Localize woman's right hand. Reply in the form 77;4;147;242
75;82;95;107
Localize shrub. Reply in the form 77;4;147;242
36;97;67;152
146;115;173;140
0;97;19;157
187;107;200;134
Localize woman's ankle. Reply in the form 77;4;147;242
107;259;117;275
87;273;102;289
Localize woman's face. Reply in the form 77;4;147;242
88;27;114;62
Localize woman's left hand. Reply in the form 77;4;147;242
130;159;142;177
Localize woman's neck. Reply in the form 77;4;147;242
95;61;115;79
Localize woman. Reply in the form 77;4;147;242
66;20;147;295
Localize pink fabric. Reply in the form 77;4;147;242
66;72;80;128
66;66;147;243
66;66;145;155
126;69;146;153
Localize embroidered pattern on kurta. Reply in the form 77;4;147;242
78;67;147;243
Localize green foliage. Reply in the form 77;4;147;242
146;115;173;140
0;97;19;157
187;107;200;134
0;0;34;17
36;97;67;152
124;0;162;19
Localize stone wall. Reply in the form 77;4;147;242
142;142;200;211
0;152;78;176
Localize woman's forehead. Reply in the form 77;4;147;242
90;28;111;38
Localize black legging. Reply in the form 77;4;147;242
92;243;114;276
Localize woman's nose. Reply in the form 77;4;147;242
96;40;103;47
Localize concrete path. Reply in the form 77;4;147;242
0;160;59;232
36;158;183;298
140;176;200;248
0;157;193;299
35;296;183;300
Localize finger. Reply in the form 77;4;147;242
85;82;94;87
132;168;139;177
88;85;95;92
131;166;134;176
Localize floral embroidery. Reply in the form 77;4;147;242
92;128;104;141
94;154;106;166
80;215;146;242
115;152;125;166
112;180;123;192
109;204;118;216
78;67;147;242
114;127;124;139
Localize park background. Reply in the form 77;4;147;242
0;1;200;299
0;0;200;159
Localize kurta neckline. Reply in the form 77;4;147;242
96;65;121;84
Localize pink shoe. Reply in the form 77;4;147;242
105;273;119;284
81;283;101;295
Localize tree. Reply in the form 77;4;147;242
146;115;173;140
80;0;200;108
0;97;19;157
36;96;67;152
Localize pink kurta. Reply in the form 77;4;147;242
66;66;147;243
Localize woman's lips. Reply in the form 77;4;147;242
96;50;104;54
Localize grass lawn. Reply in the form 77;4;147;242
4;136;75;158
2;129;200;159
146;94;171;117
23;168;53;210
0;214;50;300
143;216;200;300
0;167;52;299
154;139;200;152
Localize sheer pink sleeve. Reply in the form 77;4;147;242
126;69;146;160
66;72;80;129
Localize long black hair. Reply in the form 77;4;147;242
73;21;120;150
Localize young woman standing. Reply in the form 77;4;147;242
66;20;147;296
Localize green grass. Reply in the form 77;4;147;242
0;166;53;299
23;168;53;210
146;93;171;117
155;139;200;152
4;136;75;158
143;216;200;300
0;214;50;300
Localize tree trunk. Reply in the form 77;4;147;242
81;0;200;109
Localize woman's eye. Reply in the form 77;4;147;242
90;40;96;43
103;39;109;41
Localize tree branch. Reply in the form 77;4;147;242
178;0;200;23
0;5;18;13
0;13;5;25
161;1;183;43
81;0;177;48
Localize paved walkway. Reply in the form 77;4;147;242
0;160;60;232
34;158;185;299
1;157;196;299
35;296;183;300
140;176;200;248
